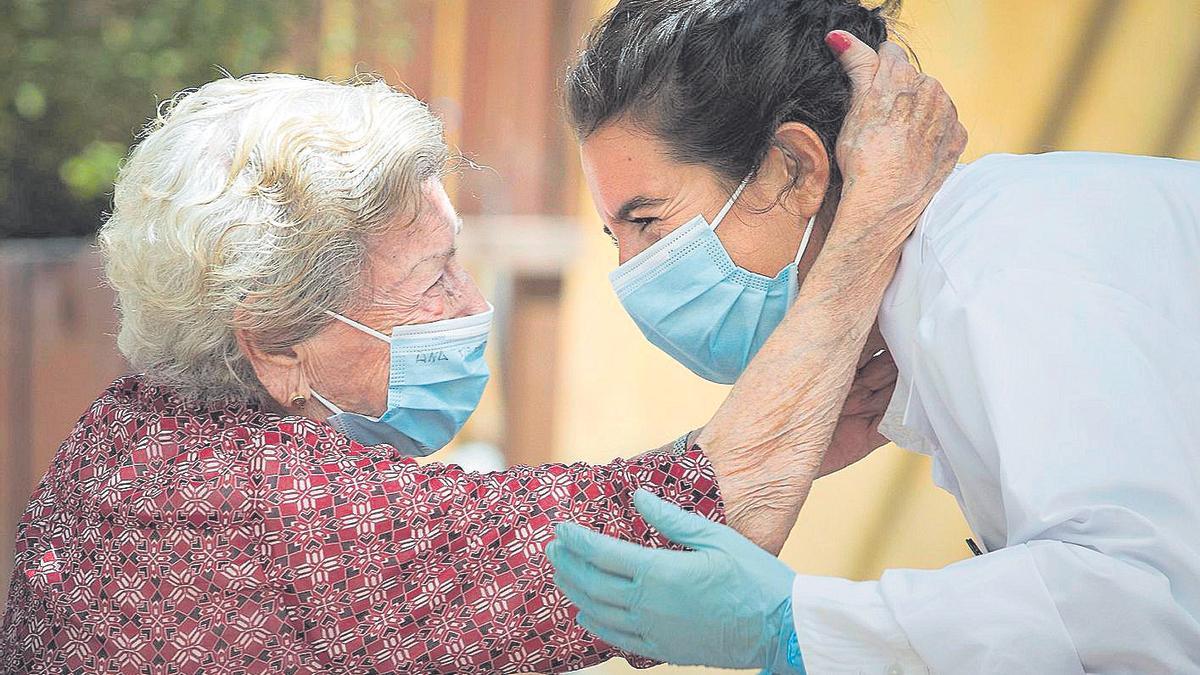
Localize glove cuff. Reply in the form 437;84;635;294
765;595;806;674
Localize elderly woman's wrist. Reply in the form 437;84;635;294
830;187;925;239
719;470;812;553
704;438;822;513
815;212;910;286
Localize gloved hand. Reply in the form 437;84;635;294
547;488;805;673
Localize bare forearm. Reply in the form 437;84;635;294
681;29;966;553
698;200;904;553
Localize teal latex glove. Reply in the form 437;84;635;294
547;489;805;673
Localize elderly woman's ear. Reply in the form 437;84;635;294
234;328;310;413
754;122;832;218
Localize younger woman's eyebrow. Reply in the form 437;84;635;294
615;196;667;221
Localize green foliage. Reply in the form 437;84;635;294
0;0;311;237
58;140;126;201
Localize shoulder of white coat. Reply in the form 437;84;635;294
915;151;1197;299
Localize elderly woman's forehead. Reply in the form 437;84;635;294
367;182;457;262
380;178;459;233
421;179;461;229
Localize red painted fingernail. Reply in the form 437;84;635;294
825;31;852;55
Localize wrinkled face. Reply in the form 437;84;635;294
581;120;821;277
300;178;488;416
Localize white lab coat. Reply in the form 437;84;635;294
791;152;1200;674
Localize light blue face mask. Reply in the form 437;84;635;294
310;304;493;456
609;177;815;384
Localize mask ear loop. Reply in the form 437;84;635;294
309;389;345;415
711;170;817;272
325;310;391;343
710;173;754;231
310;310;389;418
793;214;816;268
784;214;819;305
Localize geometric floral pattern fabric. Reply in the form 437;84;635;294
1;376;725;673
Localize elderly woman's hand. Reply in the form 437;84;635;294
826;30;968;254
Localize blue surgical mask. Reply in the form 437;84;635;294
610;177;815;384
310;304;493;456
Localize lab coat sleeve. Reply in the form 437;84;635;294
792;268;1200;673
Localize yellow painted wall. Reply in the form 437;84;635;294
552;1;1199;672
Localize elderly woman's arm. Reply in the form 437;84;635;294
688;39;966;554
259;425;721;673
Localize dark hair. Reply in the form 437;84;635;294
566;0;901;196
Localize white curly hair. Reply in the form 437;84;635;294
99;73;449;404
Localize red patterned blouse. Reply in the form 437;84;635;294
1;376;725;673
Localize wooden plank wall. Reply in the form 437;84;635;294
0;240;129;600
453;1;591;468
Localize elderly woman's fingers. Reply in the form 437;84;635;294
953;120;970;151
844;376;897;417
552;521;652;579
829;25;968;248
825;30;879;94
863;382;896;412
857;329;889;367
856;353;898;391
927;112;968;166
916;77;952;124
842;365;896;417
878;41;913;65
876;42;918;86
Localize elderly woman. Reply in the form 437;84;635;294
550;0;1200;672
0;45;960;675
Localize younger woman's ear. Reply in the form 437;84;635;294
758;122;830;217
235;328;305;409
